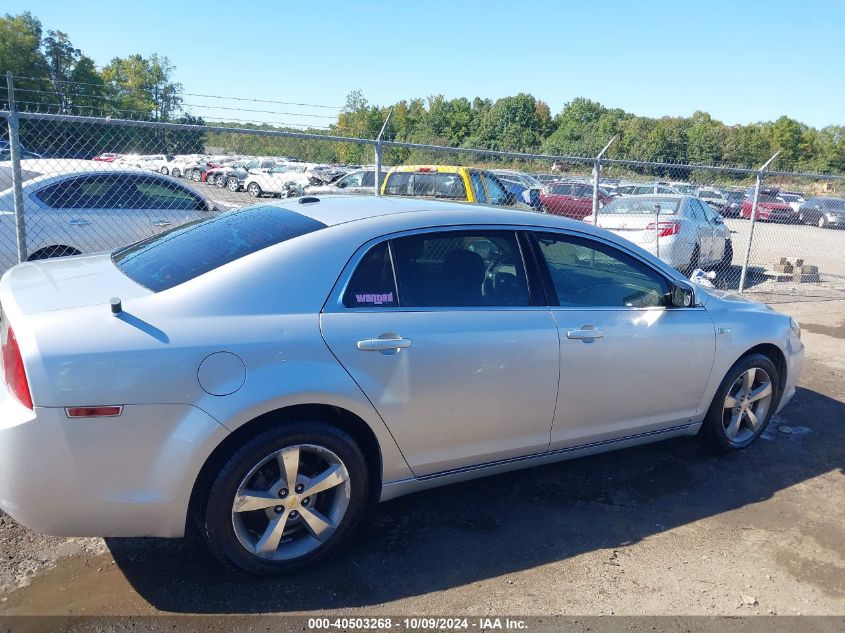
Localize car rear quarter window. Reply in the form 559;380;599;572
343;242;398;308
113;205;326;292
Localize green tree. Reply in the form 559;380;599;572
0;12;50;108
101;53;182;120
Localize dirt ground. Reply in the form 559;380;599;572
0;296;843;619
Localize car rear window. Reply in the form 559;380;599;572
601;197;680;215
384;171;467;200
112;205;326;292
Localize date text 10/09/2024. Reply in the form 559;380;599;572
307;618;529;630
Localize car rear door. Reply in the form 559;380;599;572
530;230;715;449
128;175;211;234
320;229;560;476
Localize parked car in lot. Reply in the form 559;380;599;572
0;196;803;575
0;159;223;271
225;158;281;192
306;169;385;196
697;187;729;214
722;190;746;217
382;165;512;206
205;159;251;188
669;182;699;196
740;194;799;223
92;153;120;163
243;163;312;198
492;171;544;210
798;197;845;228
541;181;612;220
591;195;732;273
777;192;805;213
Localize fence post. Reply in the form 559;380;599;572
374;109;392;197
5;73;27;264
592;136;616;223
738;151;780;292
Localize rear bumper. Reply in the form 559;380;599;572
0;395;228;537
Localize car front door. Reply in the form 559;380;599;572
531;231;715;449
320;229;560;476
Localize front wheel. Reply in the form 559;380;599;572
160;167;169;175
818;216;828;229
201;422;369;576
172;168;181;178
227;177;240;192
215;174;227;188
699;353;780;452
247;183;262;197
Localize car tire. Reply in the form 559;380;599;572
160;167;169;176
201;421;369;576
216;174;226;188
27;245;81;260
720;240;733;270
192;170;202;182
685;245;700;275
227;177;240;192
699;353;780;452
172;168;181;178
247;183;262;198
818;216;828;229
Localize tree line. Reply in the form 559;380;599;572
1;11;843;177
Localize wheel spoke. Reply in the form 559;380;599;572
743;368;756;393
277;447;300;489
234;490;281;513
746;408;759;429
254;511;290;556
725;412;741;440
302;463;348;497
748;382;772;402
298;507;336;542
724;394;738;409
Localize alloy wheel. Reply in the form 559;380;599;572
722;367;773;443
231;444;351;561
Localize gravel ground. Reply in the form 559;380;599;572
0;298;843;619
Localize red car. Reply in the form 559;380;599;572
92;152;119;162
541;181;613;219
740;194;799;223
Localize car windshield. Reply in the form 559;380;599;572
601;197;680;215
113;205;326;292
673;184;697;195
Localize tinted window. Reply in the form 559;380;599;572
113;206;326;292
548;183;574;195
361;171;376;187
343;242;398;308
131;177;203;209
391;231;529;307
535;233;668;308
483;173;509;206
469;170;488;204
338;171;365;188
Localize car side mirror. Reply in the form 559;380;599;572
669;281;695;308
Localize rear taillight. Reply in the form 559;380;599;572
2;326;33;409
646;221;681;237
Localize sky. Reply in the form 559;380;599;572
6;0;845;129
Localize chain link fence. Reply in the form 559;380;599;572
2;77;844;300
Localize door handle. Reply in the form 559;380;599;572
357;336;412;352
68;219;91;226
153;220;172;227
566;327;604;340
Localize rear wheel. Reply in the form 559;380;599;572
247;182;262;198
201;422;369;576
685;244;700;275
215;174;227;188
700;353;779;452
227;177;240;192
818;216;828;229
720;240;733;269
160;166;169;175
27;245;81;260
172;168;181;178
192;170;202;182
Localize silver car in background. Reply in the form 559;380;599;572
0;197;802;576
593;195;733;273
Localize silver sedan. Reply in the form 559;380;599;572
0;196;803;576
